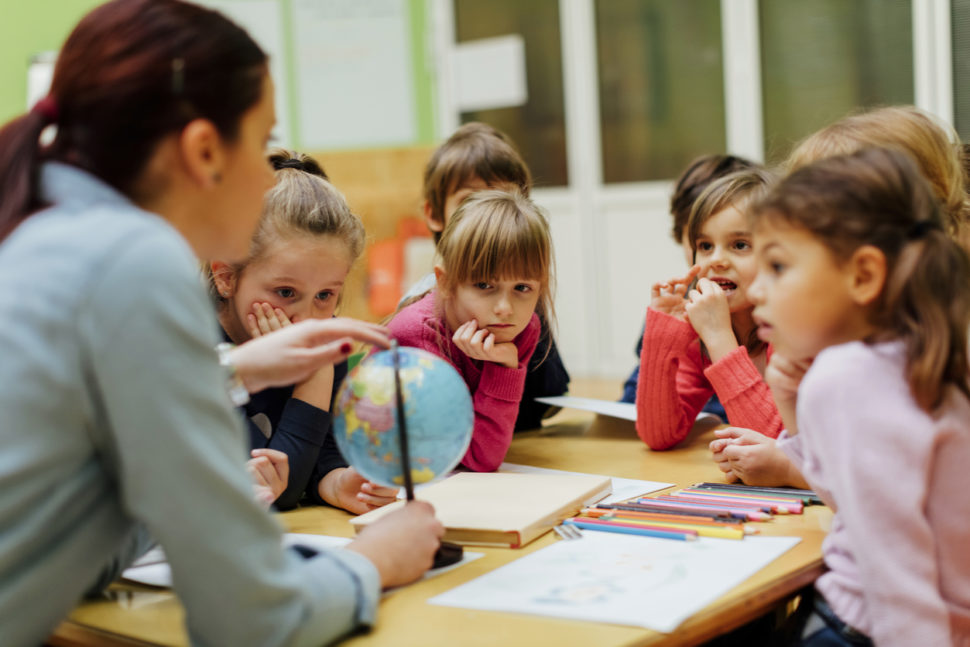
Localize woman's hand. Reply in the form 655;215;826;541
247;301;292;338
451;319;518;368
345;501;444;588
709;428;809;488
229;318;389;394
247;448;289;507
684;277;736;360
649;265;701;322
319;466;399;515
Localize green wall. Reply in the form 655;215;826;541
0;0;438;148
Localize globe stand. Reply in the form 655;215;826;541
392;341;464;569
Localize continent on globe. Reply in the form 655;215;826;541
333;347;474;488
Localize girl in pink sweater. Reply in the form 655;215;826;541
750;147;970;647
636;168;782;449
388;189;551;472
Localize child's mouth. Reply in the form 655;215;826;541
712;279;738;292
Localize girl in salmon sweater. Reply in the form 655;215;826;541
636;168;782;449
389;189;552;471
751;147;970;647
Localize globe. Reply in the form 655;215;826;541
333;346;474;488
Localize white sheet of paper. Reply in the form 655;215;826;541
121;533;482;588
430;532;801;633
536;396;638;421
499;463;671;504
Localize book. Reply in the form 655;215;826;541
350;472;613;548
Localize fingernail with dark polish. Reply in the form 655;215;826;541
340;342;352;354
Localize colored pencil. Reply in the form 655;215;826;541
586;515;745;540
582;508;756;534
597;502;735;521
635;498;772;522
693;482;823;505
681;487;806;507
564;518;696;542
672;490;803;514
654;494;778;514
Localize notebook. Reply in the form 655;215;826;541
350;471;612;548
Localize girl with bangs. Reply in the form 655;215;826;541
636;168;784;451
389;189;553;472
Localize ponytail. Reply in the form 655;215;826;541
881;228;970;410
0;107;53;242
756;146;970;413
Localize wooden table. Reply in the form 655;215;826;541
50;406;830;647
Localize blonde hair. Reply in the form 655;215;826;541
686;167;776;356
756;147;970;412
436;189;554;339
423;123;531;242
787;106;970;242
207;149;365;303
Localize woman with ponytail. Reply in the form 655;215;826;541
748;147;970;647
0;2;441;645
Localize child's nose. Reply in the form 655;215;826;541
495;294;513;316
748;271;765;304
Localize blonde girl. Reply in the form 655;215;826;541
388;189;553;472
749;147;970;647
210;149;398;513
636;168;782;450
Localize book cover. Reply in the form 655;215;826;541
350;472;612;548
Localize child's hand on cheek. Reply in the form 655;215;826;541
247;302;292;338
452;319;518;368
684;278;735;354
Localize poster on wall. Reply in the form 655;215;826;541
291;0;417;149
196;0;292;146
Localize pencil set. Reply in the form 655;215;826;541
559;483;822;542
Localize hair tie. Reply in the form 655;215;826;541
31;96;58;124
907;219;943;239
274;159;306;172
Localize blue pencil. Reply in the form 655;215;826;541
563;519;697;542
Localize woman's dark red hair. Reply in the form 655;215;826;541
0;0;267;242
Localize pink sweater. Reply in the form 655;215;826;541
388;292;540;472
635;308;783;450
779;341;970;647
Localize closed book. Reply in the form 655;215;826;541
349;472;612;548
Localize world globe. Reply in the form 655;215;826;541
333;346;474;488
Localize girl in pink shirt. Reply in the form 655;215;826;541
750;147;970;647
388;189;551;472
636;168;783;449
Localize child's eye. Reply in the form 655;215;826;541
696;241;713;252
733;240;752;252
474;281;492;290
769;261;785;274
514;284;534;293
316;290;335;301
275;288;296;299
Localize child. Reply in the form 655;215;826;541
749;147;970;647
636;168;782;450
209;149;398;513
620;153;757;404
389;189;552;472
0;2;441;644
713;105;970;486
403;122;569;431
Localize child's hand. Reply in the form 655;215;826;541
247;448;289;507
684;278;735;358
710;428;808;488
247;302;292;338
452;319;518;368
649;265;701;321
321;466;400;515
765;353;812;436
